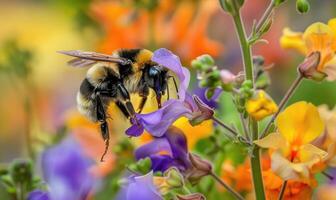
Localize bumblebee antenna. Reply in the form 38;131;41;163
100;139;109;162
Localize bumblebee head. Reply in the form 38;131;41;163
145;65;168;108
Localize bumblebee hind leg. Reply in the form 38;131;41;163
96;95;110;162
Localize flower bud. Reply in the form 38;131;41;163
189;95;214;126
219;0;234;14
296;0;310;14
10;159;33;185
177;193;206;200
299;51;327;81
164;167;184;188
220;70;236;84
274;0;287;6
185;153;212;185
198;54;215;66
245;90;278;121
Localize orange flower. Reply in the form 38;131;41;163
220;155;314;200
90;0;222;62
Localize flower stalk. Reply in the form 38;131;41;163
278;181;288;200
231;1;266;199
209;171;244;200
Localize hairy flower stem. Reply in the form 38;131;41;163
211;116;251;145
249;0;275;40
210;172;244;200
278;181;288;200
259;74;303;139
231;3;266;199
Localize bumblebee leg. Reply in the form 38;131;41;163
137;87;149;113
117;83;136;118
95;95;110;162
137;96;148;114
116;101;130;118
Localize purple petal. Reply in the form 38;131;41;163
165;127;190;169
193;86;221;108
152;48;190;100
135;100;192;137
149;155;180;172
125;119;144;137
134;127;190;172
117;172;162;200
42;137;93;200
27;190;50;200
135;138;172;160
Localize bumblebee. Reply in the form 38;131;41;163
59;49;177;161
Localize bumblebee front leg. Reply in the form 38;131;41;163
137;87;149;113
95;95;110;162
117;83;136;118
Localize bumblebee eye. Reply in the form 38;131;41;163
148;68;159;77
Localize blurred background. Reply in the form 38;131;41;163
0;0;336;198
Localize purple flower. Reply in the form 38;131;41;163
116;172;162;200
126;94;213;137
135;127;191;172
27;190;49;200
152;48;190;100
193;86;221;109
28;137;94;200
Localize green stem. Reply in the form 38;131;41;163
232;3;266;200
232;13;254;82
278;181;287;200
249;0;275;40
210;172;244;200
250;123;266;200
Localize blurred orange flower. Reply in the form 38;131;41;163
220;154;314;200
90;0;223;62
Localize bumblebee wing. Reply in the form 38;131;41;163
58;50;132;67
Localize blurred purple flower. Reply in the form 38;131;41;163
27;190;49;200
135;127;191;172
126;94;213;137
152;48;190;100
116;172;162;200
28;137;94;200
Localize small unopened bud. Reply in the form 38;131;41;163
189;95;214;126
164;167;184;188
274;0;286;6
220;70;236;84
177;193;206;200
299;52;327;81
185;153;212;185
296;0;310;14
10;159;33;185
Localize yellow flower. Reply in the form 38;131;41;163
280;19;336;81
245;90;278;121
173;117;213;150
255;101;327;181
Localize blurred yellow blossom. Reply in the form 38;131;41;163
246;90;278;121
255;101;327;181
280;19;336;81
